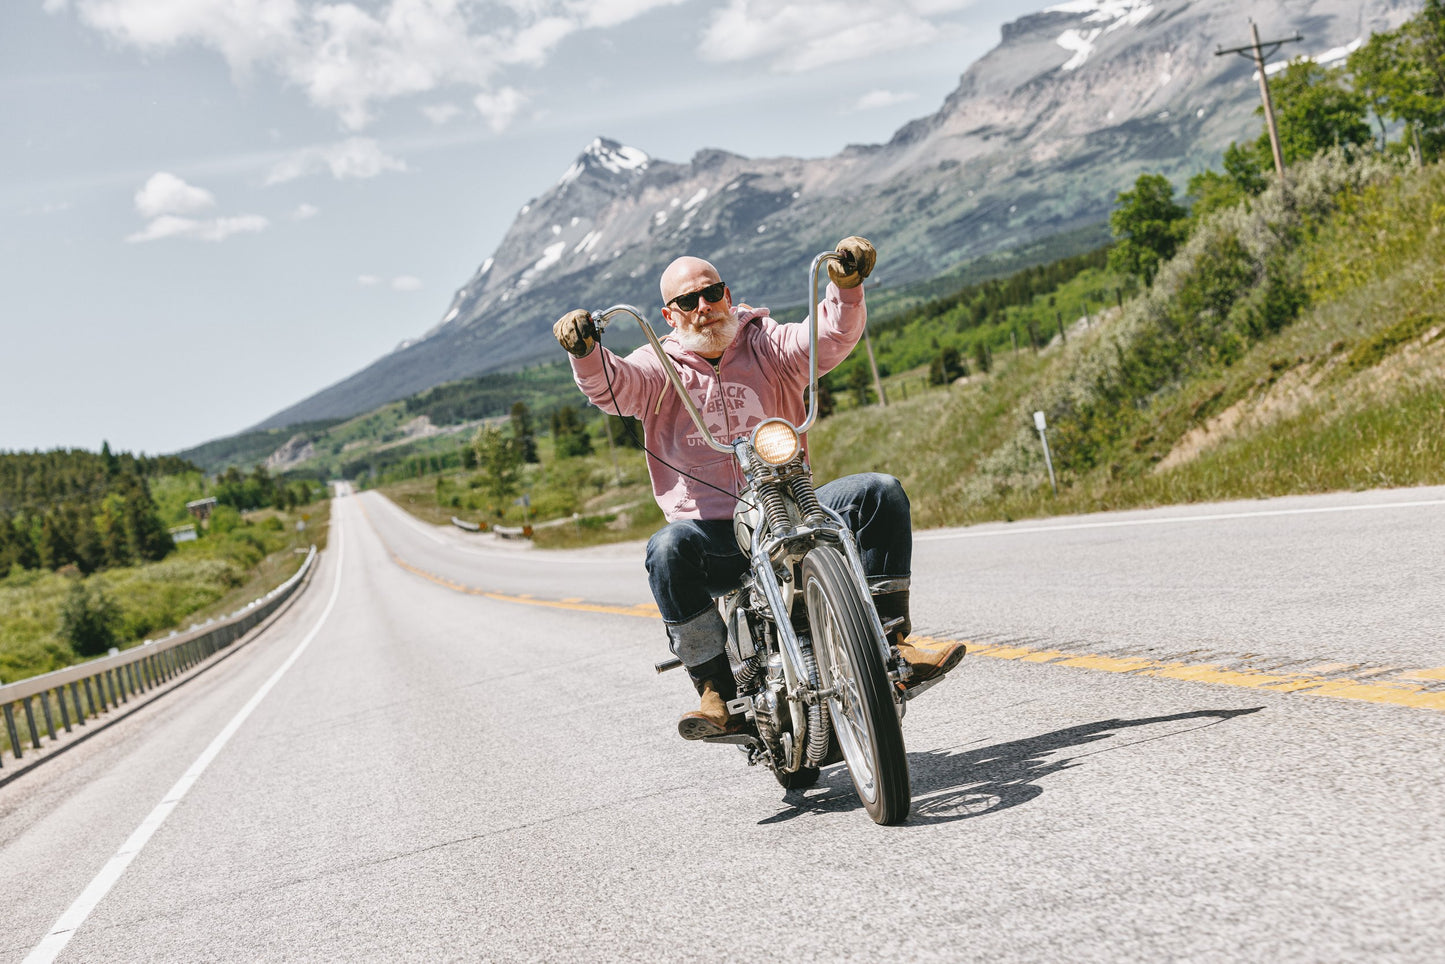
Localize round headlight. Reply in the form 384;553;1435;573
752;419;801;466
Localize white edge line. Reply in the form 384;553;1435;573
24;505;347;964
915;498;1445;541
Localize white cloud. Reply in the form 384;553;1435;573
266;138;407;184
422;102;463;125
126;214;269;243
53;0;684;130
292;203;320;220
357;273;421;290
66;0;303;74
701;0;958;72
135;172;216;218
852;89;918;112
583;0;686;29
473;87;525;132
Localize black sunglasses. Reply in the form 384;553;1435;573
667;280;727;312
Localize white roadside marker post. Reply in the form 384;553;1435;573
1034;410;1058;496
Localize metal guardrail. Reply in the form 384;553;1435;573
0;545;318;777
492;524;533;540
450;516;482;532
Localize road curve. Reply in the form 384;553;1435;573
3;485;1443;962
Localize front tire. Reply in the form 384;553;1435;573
801;545;910;825
775;765;820;790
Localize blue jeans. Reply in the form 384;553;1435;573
645;472;911;667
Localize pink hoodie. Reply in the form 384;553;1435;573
569;282;867;521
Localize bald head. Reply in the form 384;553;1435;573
659;256;721;305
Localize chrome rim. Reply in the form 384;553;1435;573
806;576;878;803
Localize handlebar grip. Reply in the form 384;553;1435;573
654;657;684;674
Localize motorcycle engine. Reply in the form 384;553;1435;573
750;654;789;758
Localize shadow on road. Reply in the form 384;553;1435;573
759;706;1264;826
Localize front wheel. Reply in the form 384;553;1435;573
801;545;910;825
774;765;820;790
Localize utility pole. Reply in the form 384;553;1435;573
602;415;621;484
1216;22;1302;185
863;275;887;407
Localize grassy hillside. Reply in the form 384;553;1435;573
814;151;1445;524
0;497;329;683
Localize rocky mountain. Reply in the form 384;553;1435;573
255;0;1417;430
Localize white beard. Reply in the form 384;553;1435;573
674;312;740;356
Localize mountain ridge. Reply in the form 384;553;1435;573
250;0;1416;433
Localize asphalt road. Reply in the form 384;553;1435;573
4;484;1443;962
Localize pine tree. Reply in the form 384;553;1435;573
71;505;103;575
38;511;76;571
551;407;593;458
97;493;131;568
510;402;539;463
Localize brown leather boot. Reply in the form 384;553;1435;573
678;681;735;740
678;654;738;740
895;636;967;688
875;588;965;690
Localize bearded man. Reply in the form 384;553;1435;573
553;237;964;739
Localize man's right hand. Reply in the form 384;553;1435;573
554;309;597;358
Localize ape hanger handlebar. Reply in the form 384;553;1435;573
588;249;842;454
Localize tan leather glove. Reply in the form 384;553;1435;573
828;236;876;289
554;309;597;358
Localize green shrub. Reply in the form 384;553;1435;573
59;580;120;657
210;504;242;534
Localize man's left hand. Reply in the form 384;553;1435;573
828;236;876;289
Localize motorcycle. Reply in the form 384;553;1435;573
587;250;912;825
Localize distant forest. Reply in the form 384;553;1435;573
0;444;193;576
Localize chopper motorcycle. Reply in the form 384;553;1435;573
587;250;915;825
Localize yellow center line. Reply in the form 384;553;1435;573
964;640;1445;713
359;496;1445;713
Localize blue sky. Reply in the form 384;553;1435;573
1;0;1057;455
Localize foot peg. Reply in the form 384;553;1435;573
700;732;760;746
902;676;943;701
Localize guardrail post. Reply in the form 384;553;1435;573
57;686;72;732
39;691;56;741
114;668;129;704
82;676;98;715
23;697;41;750
4;703;21;759
70;682;86;725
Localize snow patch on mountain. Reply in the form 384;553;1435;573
1264;36;1365;75
558;137;651;185
1049;0;1155;70
534;241;566;272
574;230;601;255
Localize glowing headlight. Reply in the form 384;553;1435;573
752;419;801;466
